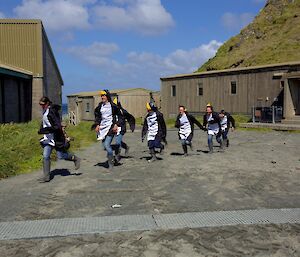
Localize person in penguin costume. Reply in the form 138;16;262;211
112;97;135;163
203;103;223;153
219;109;235;147
142;102;167;162
38;96;80;182
175;105;205;156
92;90;123;170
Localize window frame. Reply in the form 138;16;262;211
230;81;237;95
86;102;90;113
198;82;203;96
171;85;176;97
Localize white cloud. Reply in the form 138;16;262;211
66;42;120;68
164;40;223;73
14;0;91;31
65;40;222;88
92;0;175;35
221;12;254;30
0;11;5;18
68;42;119;57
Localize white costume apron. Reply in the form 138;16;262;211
98;103;113;140
207;113;219;136
40;107;55;146
147;112;158;141
179;114;192;140
220;115;228;132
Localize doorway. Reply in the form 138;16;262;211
289;79;300;115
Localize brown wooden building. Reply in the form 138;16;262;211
67;88;160;124
160;62;300;120
0;19;63;123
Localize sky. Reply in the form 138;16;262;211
0;0;266;102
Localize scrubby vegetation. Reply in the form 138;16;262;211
0;120;95;179
198;0;300;72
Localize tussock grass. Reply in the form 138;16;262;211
0;120;41;178
232;114;252;127
0;120;95;179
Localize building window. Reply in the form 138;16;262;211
231;81;237;95
171;85;176;97
198;83;203;96
86;102;90;112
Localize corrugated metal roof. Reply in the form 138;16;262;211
67;88;159;97
160;61;300;80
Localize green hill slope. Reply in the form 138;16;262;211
198;0;300;72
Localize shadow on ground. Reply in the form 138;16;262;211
50;169;82;180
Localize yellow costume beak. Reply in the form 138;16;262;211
146;102;151;111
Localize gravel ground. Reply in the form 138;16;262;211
0;129;299;256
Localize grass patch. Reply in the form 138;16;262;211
0;120;95;179
0;120;42;178
65;121;96;151
232;114;252;127
166;117;177;128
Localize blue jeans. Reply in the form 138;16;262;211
43;145;70;160
115;133;123;148
102;135;114;157
222;129;229;140
208;134;222;146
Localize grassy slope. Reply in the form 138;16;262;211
0;121;95;179
198;0;300;71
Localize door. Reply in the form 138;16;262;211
289;79;300;115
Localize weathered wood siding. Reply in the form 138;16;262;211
117;89;156;118
161;67;296;118
80;97;95;121
67;89;161;123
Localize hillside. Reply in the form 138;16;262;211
198;0;300;72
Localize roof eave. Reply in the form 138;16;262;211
160;61;300;81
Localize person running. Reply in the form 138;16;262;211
219;109;235;147
93;90;122;170
38;96;80;183
142;102;167;162
175;105;204;156
113;97;135;162
203;104;223;153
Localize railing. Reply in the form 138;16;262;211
252;106;283;123
69;111;77;125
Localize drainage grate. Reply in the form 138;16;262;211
0;208;299;240
154;208;300;229
0;215;156;240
